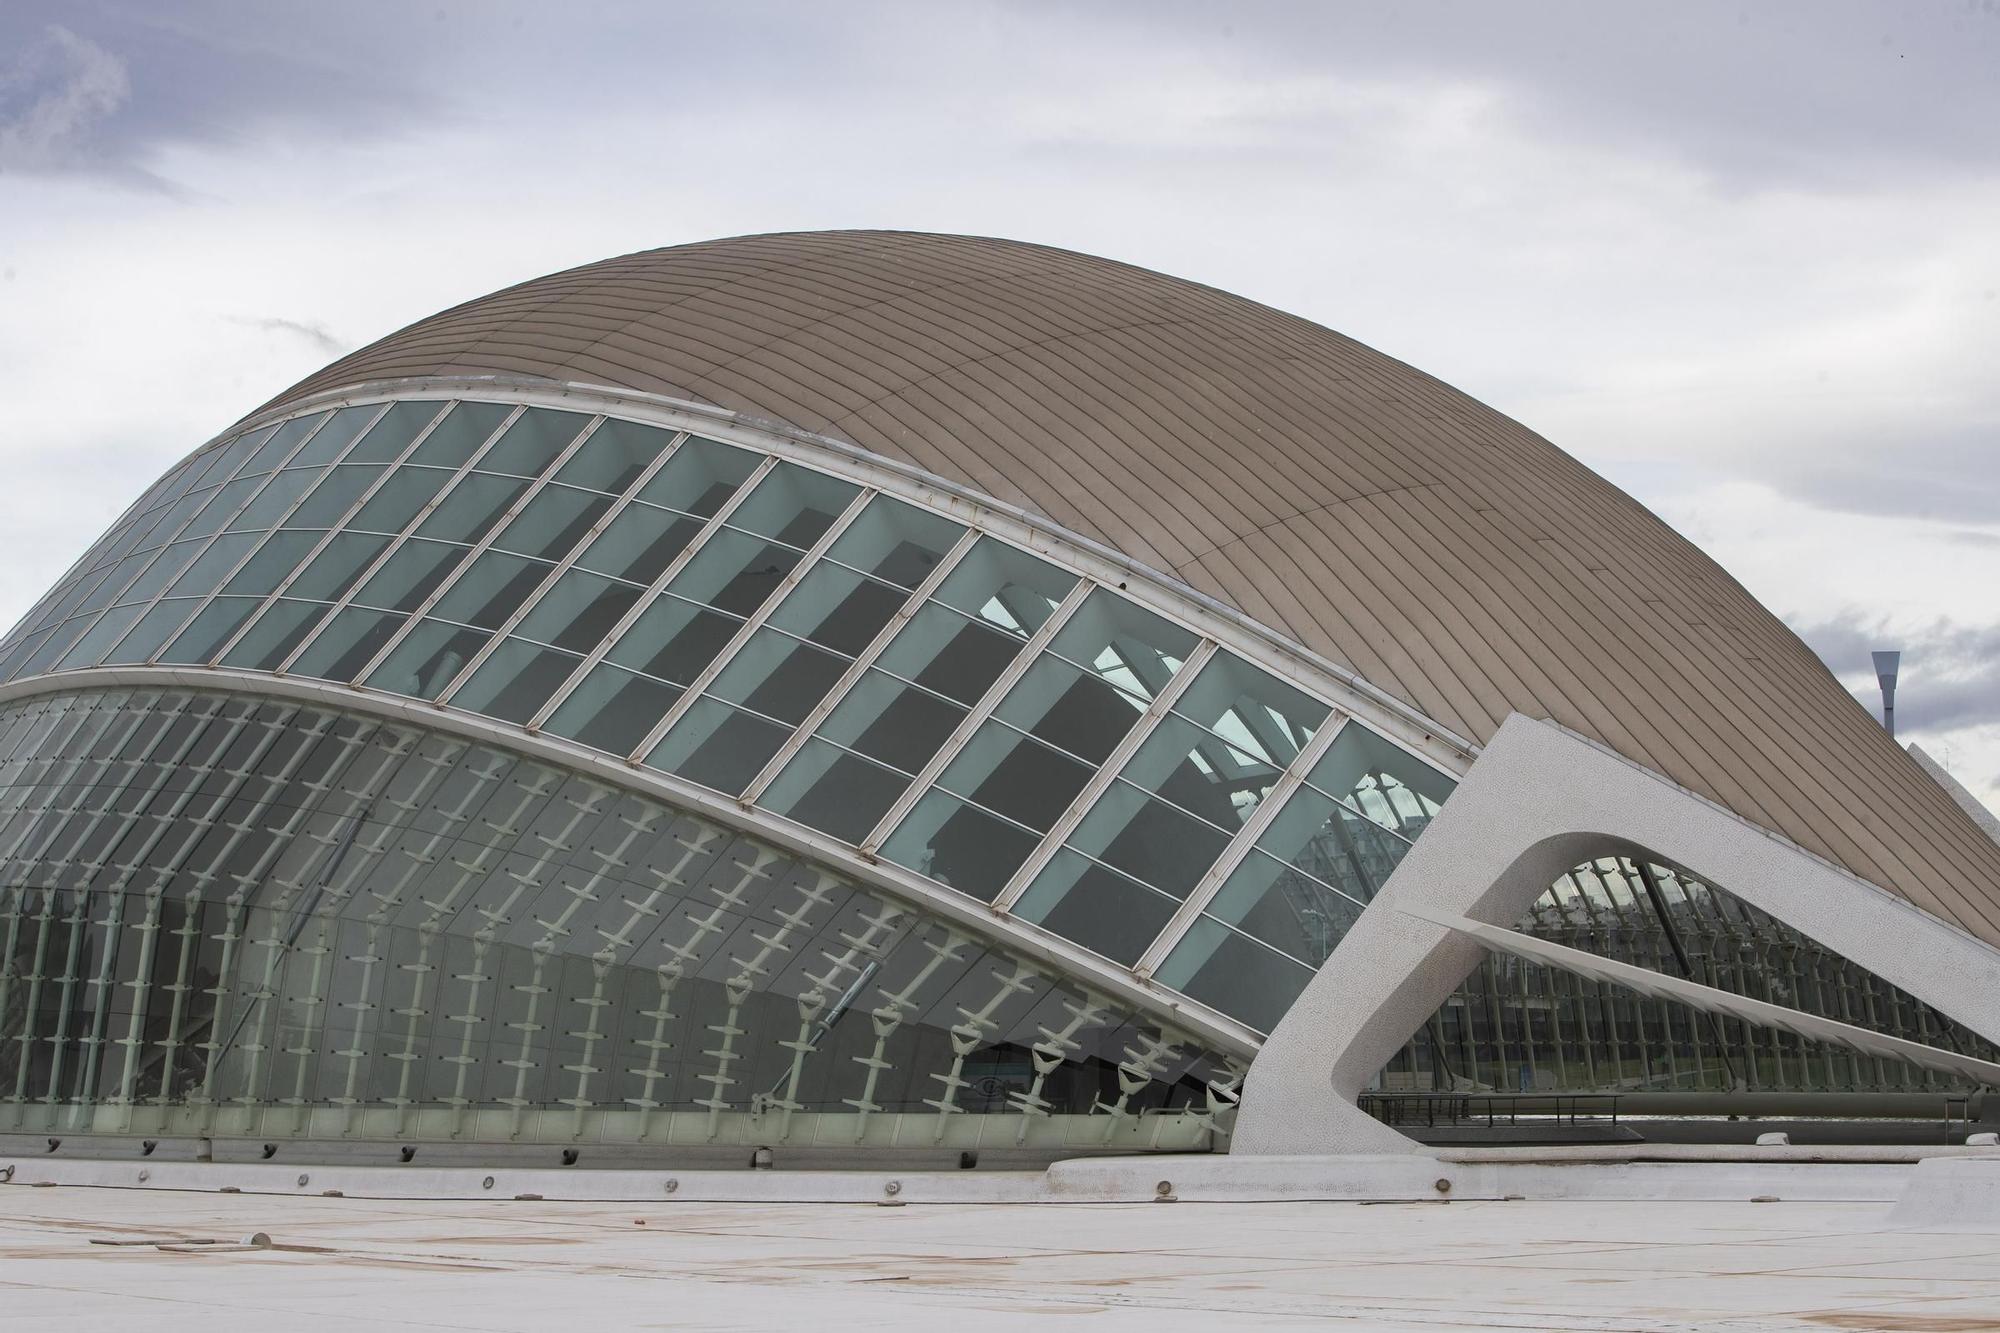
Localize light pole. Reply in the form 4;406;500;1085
1872;650;1901;738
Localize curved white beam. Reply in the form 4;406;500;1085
1232;712;2000;1156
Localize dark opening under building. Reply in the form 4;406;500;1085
2;231;1997;1164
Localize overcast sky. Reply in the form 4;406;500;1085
2;0;1996;811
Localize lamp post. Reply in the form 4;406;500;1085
1872;650;1901;738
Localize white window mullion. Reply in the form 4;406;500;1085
1134;713;1351;975
625;486;879;763
737;526;978;806
857;578;1094;856
990;639;1219;913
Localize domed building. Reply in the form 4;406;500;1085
1;231;1996;1165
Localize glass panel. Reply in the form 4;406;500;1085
225;467;319;532
160;598;260;664
1252;780;1412;910
814;669;966;773
931;538;1077;635
873;603;1026;706
723;463;859;547
491;485;611;562
1198;845;1367;967
450;639;585;724
603;597;741;686
542;664;682;754
365;620;493;700
1304;724;1456;839
103;599;200;664
231;422;289;474
1012;848;1180;965
645;698;791;796
991;654;1149;767
343;400;445;465
575;504;706;585
285;465;384;529
176;474;263;540
430;550;552;629
351;538;470;613
415;472;530;544
407;401;514;468
1046;779;1232;901
1042;589;1196;707
660;528;805;619
763;563;906;657
348;466;451;534
288;532;393;601
164;531;258;599
476;408;592;478
1171;652;1329;770
513;570;639;653
289;606;406;683
931;718;1094;831
116;539;207;606
552;418;673;493
1154;917;1315;1034
820;495;962;588
702;628;848;726
1107;713;1279;832
880;790;1045;902
222;600;332;670
632;435;759;516
760;738;913;844
55;604;144;669
285;404;377;469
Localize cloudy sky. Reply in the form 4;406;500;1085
2;0;1996;811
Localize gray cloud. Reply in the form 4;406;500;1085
0;24;129;173
1766;429;2000;525
230;316;346;358
1791;610;2000;733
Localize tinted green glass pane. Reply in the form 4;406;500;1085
344;400;445;464
289;532;393;601
723;463;858;547
1304;724;1455;837
222;600;332;670
431;551;552;629
633;436;759;516
1154;917;1314;1034
407;401;515;468
872;603;1024;705
929;537;1076;633
760;738;913;844
290;606;405;683
813;668;966;773
1012;848;1180;965
931;718;1094;832
348;467;451;534
765;563;906;656
477;408;592;478
365;619;492;700
881;790;1044;902
645;698;791;796
351;538;469;613
1199;845;1366;967
491;485;611;562
514;570;640;653
575;505;706;585
551;418;673;493
603;598;741;686
821;495;962;589
286;465;384;529
415;473;530;544
542;663;682;754
450;639;585;724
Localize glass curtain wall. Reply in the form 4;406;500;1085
0;687;1242;1150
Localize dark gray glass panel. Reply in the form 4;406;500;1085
1047;779;1232;902
285;465;385;529
222;600;332;670
56;604;144;670
430;551;553;630
820;495;962;589
491;485;611;562
103;599;202;665
407;401;514;468
575;505;705;585
365;620;493;700
765;564;906;657
351;538;470;613
879;790;1042;902
477;408;592;478
288;533;393;602
513;570;639;653
164;532;259;599
160;598;260;664
226;467;319;532
645;698;793;796
415;473;530;544
930;719;1094;832
813;669;966;773
872;603;1024;705
290;606;406;683
450;639;585;724
759;738;913;844
1154;918;1314;1034
658;529;804;618
702;628;848;726
632;435;759;516
285;404;378;469
343;400;445;464
542;664;682;754
991;655;1148;767
551;418;673;493
930;539;1077;635
603;598;741;686
723;464;859;547
1013;849;1179;965
348;467;451;534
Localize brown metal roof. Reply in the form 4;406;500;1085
263;229;2000;948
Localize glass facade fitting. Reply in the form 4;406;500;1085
1379;856;2000;1096
0;686;1238;1151
0;394;1470;1042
